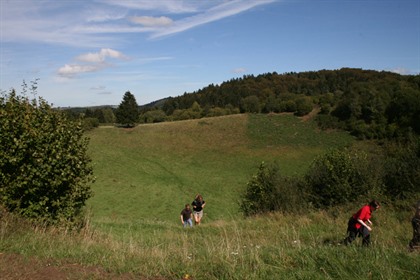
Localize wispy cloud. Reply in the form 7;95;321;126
129;16;173;27
233;67;248;74
1;0;276;46
389;67;417;75
58;64;106;77
147;0;276;39
97;0;199;14
76;48;128;63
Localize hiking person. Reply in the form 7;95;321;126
344;200;380;246
180;204;193;228
409;200;420;251
192;194;206;225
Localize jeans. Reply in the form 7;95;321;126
344;218;371;246
183;218;193;228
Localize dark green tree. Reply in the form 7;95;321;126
115;91;139;127
241;95;260;113
294;96;313;116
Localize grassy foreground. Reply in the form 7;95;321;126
1;207;418;279
1;114;419;279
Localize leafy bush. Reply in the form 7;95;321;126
0;90;94;224
82;117;99;131
294;96;313;116
140;109;167;123
240;162;306;216
382;136;420;202
304;148;378;208
240;162;278;216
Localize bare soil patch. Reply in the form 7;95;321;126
0;253;166;280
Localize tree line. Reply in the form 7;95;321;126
140;68;420;140
64;68;419;140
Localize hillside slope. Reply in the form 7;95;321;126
87;113;353;226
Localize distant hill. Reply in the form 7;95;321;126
139;97;169;111
142;68;420;139
61;68;420;140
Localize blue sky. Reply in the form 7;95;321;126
1;0;419;107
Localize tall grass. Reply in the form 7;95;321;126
1;206;418;279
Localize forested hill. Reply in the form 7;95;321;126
140;68;419;140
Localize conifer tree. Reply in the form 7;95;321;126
115;91;139;127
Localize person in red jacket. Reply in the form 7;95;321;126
344;200;380;246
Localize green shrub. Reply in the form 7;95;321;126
240;162;307;216
294;96;313;116
0;90;94;224
240;162;277;216
82;117;99;131
382;136;420;202
140;109;167;123
304;148;377;208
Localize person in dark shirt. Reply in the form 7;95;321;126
180;204;193;228
192;194;206;225
344;200;380;246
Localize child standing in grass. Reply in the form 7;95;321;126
192;194;206;225
180;204;193;228
344;200;380;246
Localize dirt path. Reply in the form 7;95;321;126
0;253;162;280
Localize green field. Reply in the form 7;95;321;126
87;114;353;228
1;113;419;279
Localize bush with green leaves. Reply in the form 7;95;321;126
382;136;420;203
140;109;167;123
240;162;279;216
0;91;94;224
82;117;99;131
240;162;306;216
304;148;378;208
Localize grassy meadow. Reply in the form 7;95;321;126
1;113;419;279
87;113;352;228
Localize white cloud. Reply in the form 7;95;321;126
130;16;173;27
390;67;415;75
97;0;199;14
90;85;106;90
233;67;247;74
58;64;105;77
86;11;126;23
77;48;128;63
58;48;128;78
